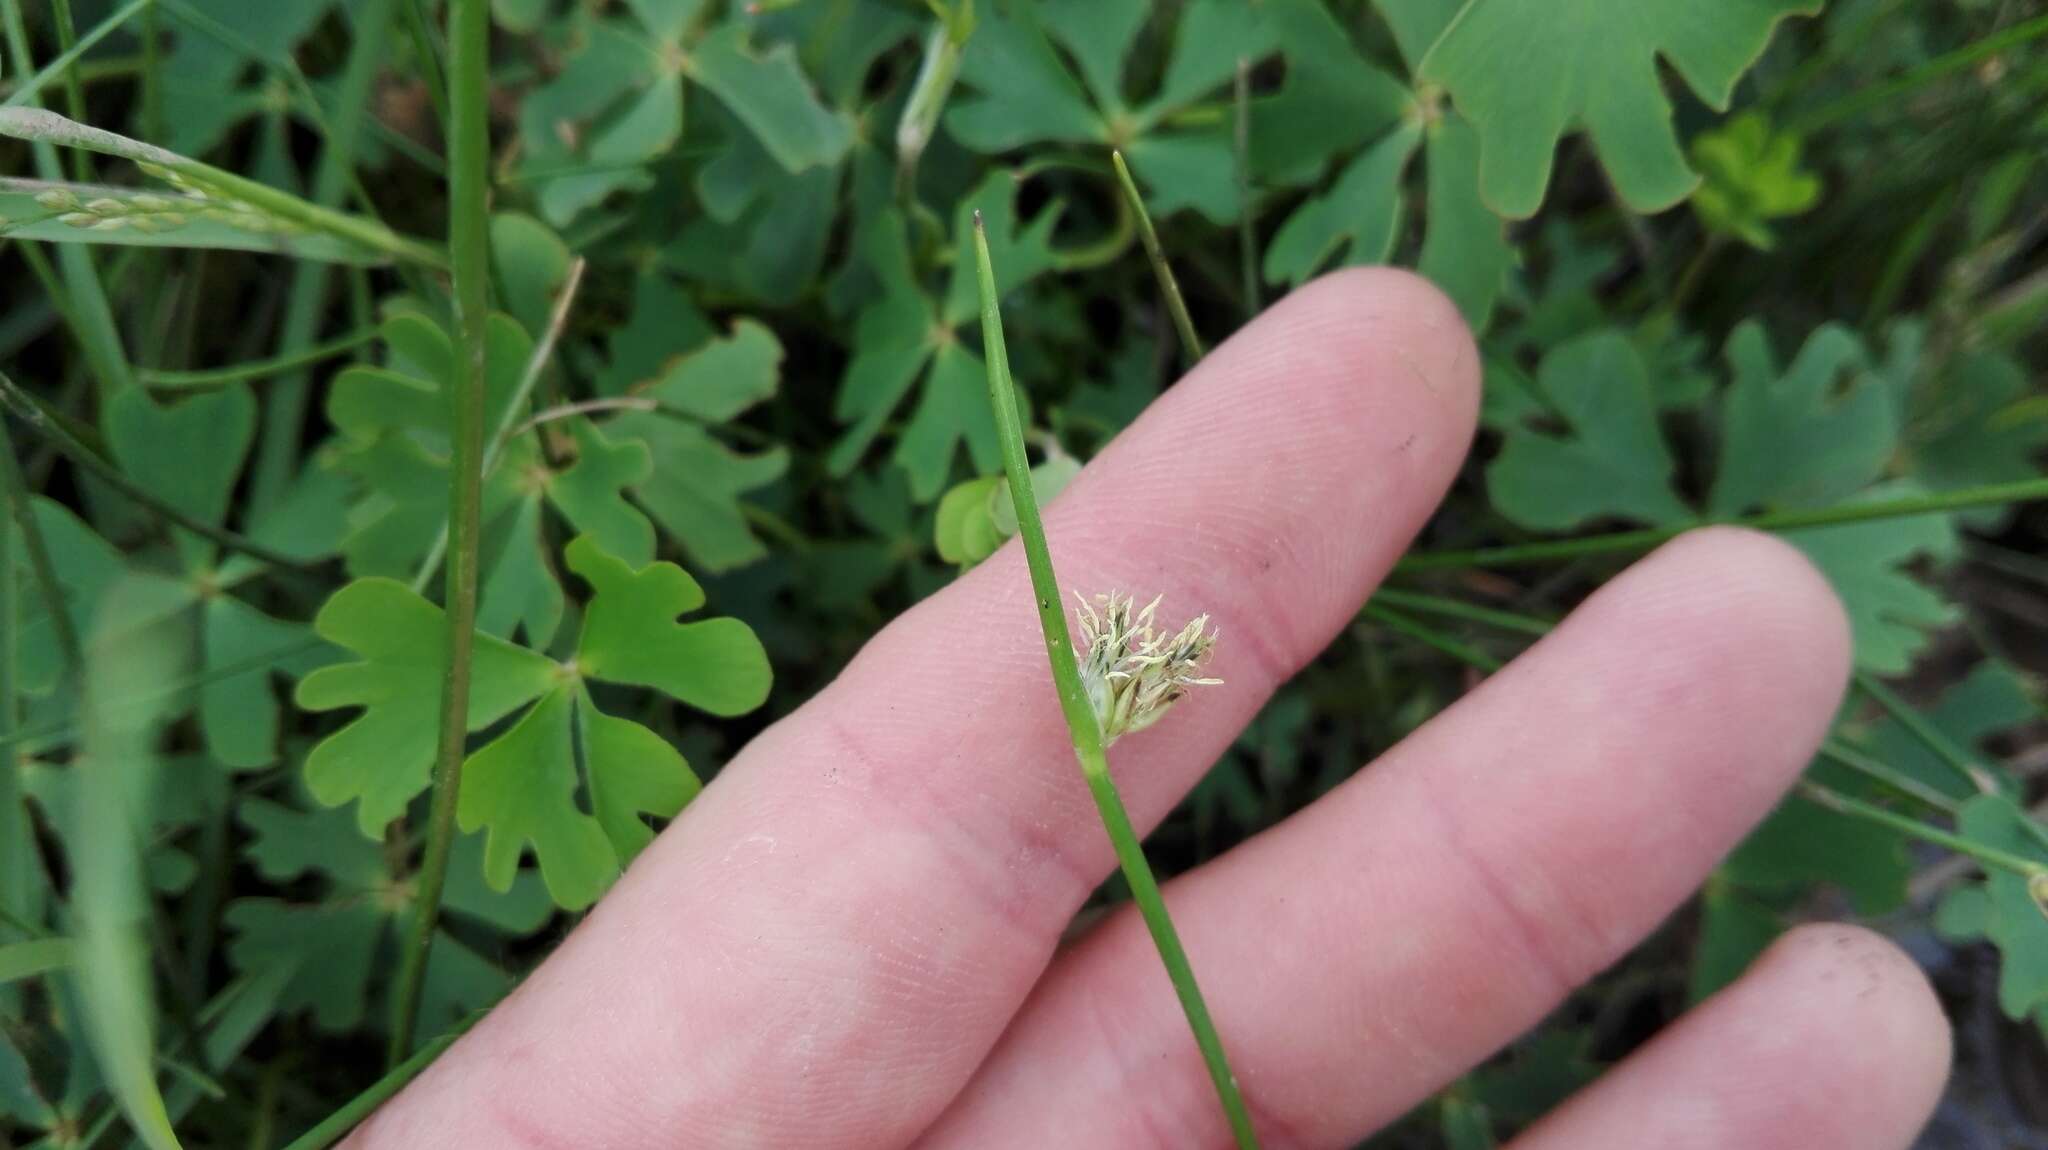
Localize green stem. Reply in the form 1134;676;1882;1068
1111;150;1204;367
248;0;397;514
1371;588;1554;637
0;0;150;110
1;0;135;399
0;371;317;571
1817;738;1962;816
400;0;451;142
1851;671;1996;796
973;213;1261;1149
0;427;82;677
1232;57;1258;319
388;0;490;1067
282;1022;470;1150
139;328;379;389
1791;13;2048;134
1359;602;1503;673
1398;478;2048;572
1797;781;2047;881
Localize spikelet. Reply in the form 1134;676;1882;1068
1073;591;1221;744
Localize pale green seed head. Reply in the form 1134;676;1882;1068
1074;591;1221;744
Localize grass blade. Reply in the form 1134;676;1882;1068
139;327;379;389
0;936;71;984
76;582;188;1150
1;0;150;110
0;108;446;268
973;212;1262;1149
1112;150;1204;366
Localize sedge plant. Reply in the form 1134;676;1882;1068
972;213;1261;1150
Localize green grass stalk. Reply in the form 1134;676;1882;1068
0;0;135;398
973;213;1262;1150
1111;150;1204;366
1397;477;2048;572
1232;57;1258;318
0;426;81;676
0;0;149;110
248;0;398;513
1852;670;1996;795
386;0;491;1067
140;328;379;389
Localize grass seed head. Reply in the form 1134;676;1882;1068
1074;590;1222;744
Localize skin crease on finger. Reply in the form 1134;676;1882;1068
340;268;1483;1148
1507;923;1950;1150
911;529;1866;1150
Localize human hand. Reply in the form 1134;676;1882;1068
344;270;1950;1149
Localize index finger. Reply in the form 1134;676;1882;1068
345;269;1481;1148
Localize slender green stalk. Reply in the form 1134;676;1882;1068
1791;13;2048;134
1111;150;1204;366
1232;57;1258;318
1818;739;1961;816
401;0;451;141
247;0;397;513
0;372;317;571
1360;602;1504;672
282;1022;471;1150
973;214;1261;1149
1;0;135;399
896;4;971;182
1852;671;1996;795
388;0;491;1066
140;328;378;389
1398;478;2048;572
1;0;150;110
1371;588;1555;637
0;427;81;677
49;0;89;182
1797;781;2047;881
411;257;586;594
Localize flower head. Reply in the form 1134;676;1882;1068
1074;591;1222;744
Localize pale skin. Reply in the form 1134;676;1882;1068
346;270;1952;1148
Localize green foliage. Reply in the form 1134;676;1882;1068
302;535;768;908
1689;112;1821;250
2;0;2044;1143
1417;0;1822;217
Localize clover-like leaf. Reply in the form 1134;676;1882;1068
1708;322;1894;517
948;0;1278;222
1418;0;1821;218
1951;796;2048;1022
1486;332;1691;530
1262;3;1511;328
568;535;770;715
1689;112;1822;250
454;536;762;907
296;579;560;835
1781;486;1957;676
830;176;1060;500
606;319;788;572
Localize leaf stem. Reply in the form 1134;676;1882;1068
1851;671;1997;796
1796;781;2046;882
387;0;490;1067
973;213;1261;1150
1359;602;1503;672
281;1021;470;1150
1817;738;1962;816
1397;478;2048;572
0;371;318;571
1111;150;1204;366
247;0;398;514
1232;57;1258;319
139;328;379;389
